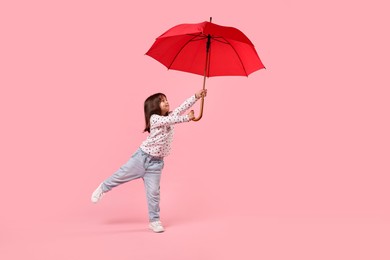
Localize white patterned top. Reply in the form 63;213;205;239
140;95;198;157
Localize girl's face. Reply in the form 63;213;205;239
159;96;169;115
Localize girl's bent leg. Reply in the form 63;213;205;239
102;149;145;192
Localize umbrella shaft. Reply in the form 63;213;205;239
204;34;211;81
206;34;211;52
193;34;211;122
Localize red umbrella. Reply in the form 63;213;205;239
146;18;265;121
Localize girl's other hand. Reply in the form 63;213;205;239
187;110;195;120
195;89;207;99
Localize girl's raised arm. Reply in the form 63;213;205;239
171;95;198;116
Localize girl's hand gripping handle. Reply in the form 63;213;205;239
192;89;207;121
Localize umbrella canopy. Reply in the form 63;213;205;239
146;20;265;77
146;19;265;120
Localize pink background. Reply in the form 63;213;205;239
1;0;389;259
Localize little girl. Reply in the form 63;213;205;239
91;89;207;233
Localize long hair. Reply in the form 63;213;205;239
143;93;167;133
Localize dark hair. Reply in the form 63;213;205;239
143;93;168;133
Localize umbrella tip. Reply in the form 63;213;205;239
210;17;212;23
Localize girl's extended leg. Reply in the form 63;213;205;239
102;149;146;192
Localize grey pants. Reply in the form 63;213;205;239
101;148;164;222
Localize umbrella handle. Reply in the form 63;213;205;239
192;97;204;121
192;73;207;122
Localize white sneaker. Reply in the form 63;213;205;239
149;221;165;233
91;183;105;203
